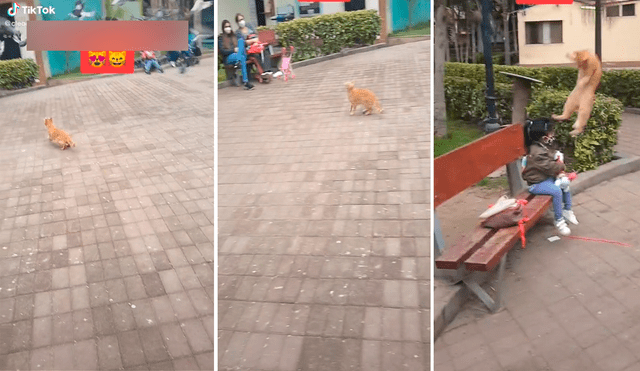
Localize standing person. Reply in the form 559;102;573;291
141;50;163;74
219;20;254;90
234;13;273;75
522;119;579;236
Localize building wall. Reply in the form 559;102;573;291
220;0;390;35
219;0;251;31
38;0;103;76
518;2;640;65
390;0;429;32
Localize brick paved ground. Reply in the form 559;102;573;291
615;112;640;157
0;57;214;370
218;41;430;370
435;170;640;371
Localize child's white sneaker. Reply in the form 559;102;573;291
555;219;571;236
563;210;579;225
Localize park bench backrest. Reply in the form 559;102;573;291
258;29;277;45
434;123;526;208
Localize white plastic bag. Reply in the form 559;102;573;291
479;195;517;219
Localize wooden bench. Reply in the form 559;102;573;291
434;123;552;312
218;35;272;85
257;29;283;62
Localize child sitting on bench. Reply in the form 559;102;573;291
522;119;579;236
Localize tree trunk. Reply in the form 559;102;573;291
504;13;510;65
471;27;476;63
434;4;448;138
511;5;518;56
477;24;482;55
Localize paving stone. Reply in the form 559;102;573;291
219;41;429;370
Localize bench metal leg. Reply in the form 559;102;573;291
506;160;526;197
434;212;445;258
463;254;507;313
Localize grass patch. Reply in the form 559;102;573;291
48;72;87;80
218;68;227;83
434;118;483;157
476;176;509;190
390;24;430;37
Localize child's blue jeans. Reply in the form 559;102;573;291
529;177;572;221
144;59;162;72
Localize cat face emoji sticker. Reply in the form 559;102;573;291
109;51;126;67
88;51;107;68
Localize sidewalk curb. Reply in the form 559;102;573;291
624;107;640;115
0;53;216;99
571;155;640;196
434;155;640;341
219;37;429;89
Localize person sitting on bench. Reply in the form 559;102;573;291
219;20;254;90
234;12;273;75
522;119;579;236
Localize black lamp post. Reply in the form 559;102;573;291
481;0;501;133
595;0;601;59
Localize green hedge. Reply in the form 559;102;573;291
444;76;512;122
528;90;622;172
600;69;640;107
445;62;640;108
444;62;624;171
0;58;38;90
274;10;381;62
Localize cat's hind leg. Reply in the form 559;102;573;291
569;96;595;136
375;100;383;113
552;91;580;121
350;103;357;115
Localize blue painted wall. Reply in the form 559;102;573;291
40;0;103;76
391;0;430;32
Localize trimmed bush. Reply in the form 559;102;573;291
445;62;624;171
275;10;381;62
444;75;512;123
0;58;38;90
446;61;640;108
600;69;640;107
527;89;622;172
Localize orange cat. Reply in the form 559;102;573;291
552;50;602;136
345;82;383;115
44;118;75;150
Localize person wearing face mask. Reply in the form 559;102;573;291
522;119;578;236
234;13;273;75
219;20;254;90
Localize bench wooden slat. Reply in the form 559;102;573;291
464;195;552;271
434;124;526;208
435;228;495;269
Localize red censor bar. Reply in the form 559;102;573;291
516;0;572;3
27;21;188;51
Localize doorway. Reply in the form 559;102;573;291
254;0;266;26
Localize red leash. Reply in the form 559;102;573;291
564;235;632;247
515;200;529;249
518;217;530;248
